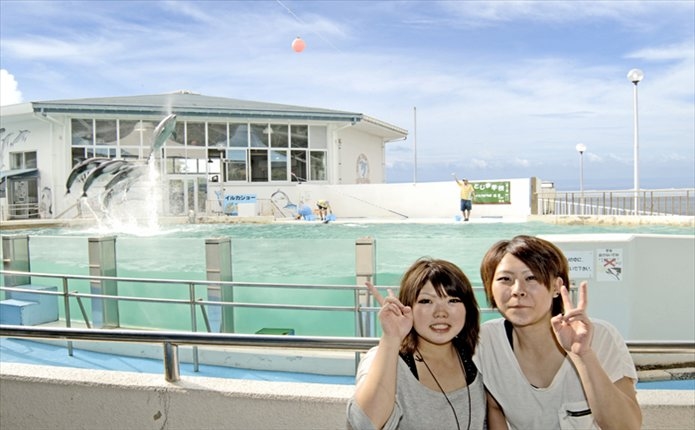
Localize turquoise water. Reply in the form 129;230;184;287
1;221;693;335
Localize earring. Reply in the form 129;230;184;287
553;292;560;298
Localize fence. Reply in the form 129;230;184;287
536;188;694;216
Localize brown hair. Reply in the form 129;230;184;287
480;235;567;316
398;257;480;356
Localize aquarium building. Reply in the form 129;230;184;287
0;91;407;220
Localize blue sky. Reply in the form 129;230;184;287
1;0;693;190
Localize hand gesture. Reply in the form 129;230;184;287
365;281;413;342
551;282;594;356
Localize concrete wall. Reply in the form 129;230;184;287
1;363;692;430
542;234;695;341
211;178;533;219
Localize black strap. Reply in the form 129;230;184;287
504;319;514;350
400;348;477;385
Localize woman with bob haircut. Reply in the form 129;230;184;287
475;235;641;430
347;257;486;430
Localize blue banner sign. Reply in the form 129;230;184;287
224;194;257;203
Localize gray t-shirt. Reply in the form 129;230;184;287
346;346;487;430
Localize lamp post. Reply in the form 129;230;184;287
576;143;586;215
627;68;644;215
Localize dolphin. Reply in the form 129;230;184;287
148;114;177;160
103;163;147;193
65;157;110;195
101;164;148;207
81;159;129;197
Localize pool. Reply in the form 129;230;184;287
1;221;692;336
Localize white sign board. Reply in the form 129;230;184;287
597;248;623;282
566;250;594;280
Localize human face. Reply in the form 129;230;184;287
491;253;558;327
412;281;466;346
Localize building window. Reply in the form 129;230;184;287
291;125;308;148
310;151;326;181
225;149;247;181
10;151;37;169
69;117;327;184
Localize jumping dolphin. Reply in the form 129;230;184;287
148;114;177;160
100;164;148;207
103;163;147;194
65;157;110;195
81;159;129;197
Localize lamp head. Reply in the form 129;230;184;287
627;69;644;84
576;143;586;154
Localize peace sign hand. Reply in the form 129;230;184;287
551;281;594;356
365;281;413;342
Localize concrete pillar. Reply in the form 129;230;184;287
1;235;31;293
205;238;233;333
355;237;376;337
530;176;540;215
88;236;119;328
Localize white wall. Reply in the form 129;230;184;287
541;234;695;341
215;178;532;219
1;363;692;430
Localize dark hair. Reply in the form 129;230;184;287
398;257;480;356
480;235;567;316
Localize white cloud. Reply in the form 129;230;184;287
0;69;23;106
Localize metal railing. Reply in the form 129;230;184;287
2;325;693;383
536;188;694;216
0;268;392;370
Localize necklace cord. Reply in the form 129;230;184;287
415;349;472;430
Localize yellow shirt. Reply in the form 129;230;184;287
458;182;475;200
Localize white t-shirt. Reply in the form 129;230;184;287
474;318;637;430
347;346;487;430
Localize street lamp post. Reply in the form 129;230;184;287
576;143;586;215
627;68;644;215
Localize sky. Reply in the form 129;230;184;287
0;0;693;190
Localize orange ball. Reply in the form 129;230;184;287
292;37;305;53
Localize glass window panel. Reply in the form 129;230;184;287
250;124;269;148
208;123;228;147
196;177;207;213
187;180;195;212
71;148;87;165
184;159;198;173
10;153;22;169
120;147;141;160
207;149;224;173
229;123;248;147
270;124;288;148
290;150;307;182
291;125;308;148
169;179;185;215
250;149;268;182
270;150;288;181
310;151;326;181
24;151;37;169
166;157;187;174
95;120;117;146
172;122;185;145
94;147;116;158
187;122;205;146
119;120;141;147
71;119;94;146
309;126;327;149
226;149;247;181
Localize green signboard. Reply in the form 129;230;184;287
472;181;511;204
